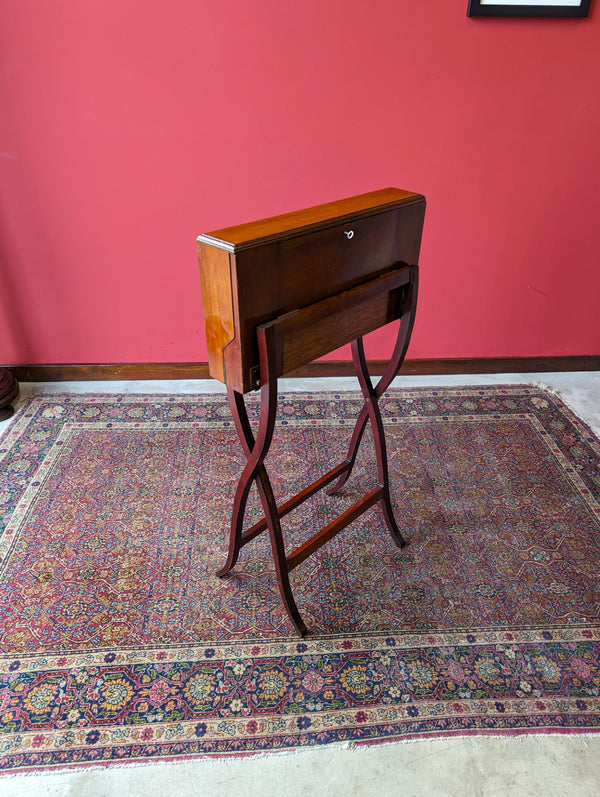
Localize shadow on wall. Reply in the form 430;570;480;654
0;234;28;365
0;192;77;366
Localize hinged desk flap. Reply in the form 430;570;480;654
197;188;425;252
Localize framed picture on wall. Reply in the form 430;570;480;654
467;0;592;16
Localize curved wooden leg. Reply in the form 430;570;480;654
215;268;419;635
328;266;419;495
352;337;405;548
254;467;308;637
216;381;276;578
217;328;308;636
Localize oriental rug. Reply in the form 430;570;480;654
0;386;599;773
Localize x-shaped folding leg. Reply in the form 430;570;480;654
216;266;418;636
217;328;308;636
328;266;419;502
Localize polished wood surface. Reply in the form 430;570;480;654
199;187;421;250
198;187;426;393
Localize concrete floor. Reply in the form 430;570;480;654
1;372;599;796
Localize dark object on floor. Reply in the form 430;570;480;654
0;367;19;421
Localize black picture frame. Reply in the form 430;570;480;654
467;0;591;16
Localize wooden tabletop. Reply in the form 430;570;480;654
197;187;425;252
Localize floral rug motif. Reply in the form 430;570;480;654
0;386;599;772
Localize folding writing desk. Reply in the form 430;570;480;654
197;188;426;635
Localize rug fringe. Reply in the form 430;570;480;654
4;730;600;781
529;379;600;437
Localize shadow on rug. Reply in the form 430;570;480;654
0;385;599;771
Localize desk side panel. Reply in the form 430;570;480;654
197;241;235;385
393;199;426;266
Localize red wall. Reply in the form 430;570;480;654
1;1;599;366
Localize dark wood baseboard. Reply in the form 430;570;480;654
289;355;600;378
7;362;211;382
5;355;599;383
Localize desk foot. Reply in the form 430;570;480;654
380;492;406;549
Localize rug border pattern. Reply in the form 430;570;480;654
1;385;599;771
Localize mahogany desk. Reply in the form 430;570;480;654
197;188;426;636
